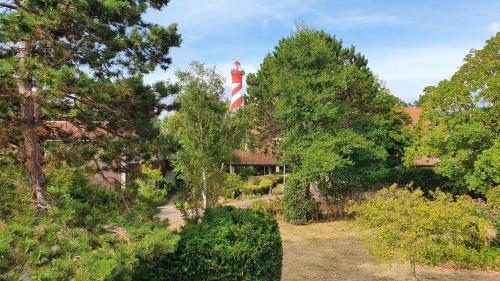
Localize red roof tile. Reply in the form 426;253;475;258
231;149;276;165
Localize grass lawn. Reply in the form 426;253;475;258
280;220;500;281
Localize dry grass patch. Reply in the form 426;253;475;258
280;220;499;281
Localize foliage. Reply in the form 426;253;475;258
164;62;238;215
487;186;500;210
283;178;318;225
223;173;244;199
247;26;409;223
398;167;450;195
0;156;30;220
0;0;181;214
0;165;179;280
249;199;284;218
238;166;257;181
349;185;498;273
241;174;283;195
135;167;169;207
405;33;500;196
224;174;283;198
135;206;283;281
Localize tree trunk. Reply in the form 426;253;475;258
18;41;49;216
410;258;417;281
201;169;207;210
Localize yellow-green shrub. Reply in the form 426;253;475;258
135;167;169;207
486;186;500;210
349;185;498;271
249;199;284;217
223;173;244;198
240;174;283;195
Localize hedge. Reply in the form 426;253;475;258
224;174;284;197
134;206;283;281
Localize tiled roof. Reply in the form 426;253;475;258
231;149;276;165
415;156;439;167
401;107;423;125
43;121;110;140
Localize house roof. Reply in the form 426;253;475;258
415;156;439;167
401;107;423;125
231;107;438;167
43;121;111;140
231;149;276;165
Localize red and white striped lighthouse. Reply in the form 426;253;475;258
230;60;245;112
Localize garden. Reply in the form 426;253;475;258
0;1;498;280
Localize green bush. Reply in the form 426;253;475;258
0;165;179;280
349;185;499;271
487;186;500;210
238;166;256;180
399;167;452;194
240;174;283;196
249;199;283;217
140;206;283;281
135;166;169;207
0;156;30;220
224;173;244;198
283;179;318;225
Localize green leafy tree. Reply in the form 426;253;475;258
405;33;499;196
247;26;409;220
165;62;236;216
349;185;497;280
0;0;181;215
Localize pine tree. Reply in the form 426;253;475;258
0;0;181;215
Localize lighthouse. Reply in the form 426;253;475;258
230;60;245;112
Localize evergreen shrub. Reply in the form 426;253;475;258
140;206;283;281
283;179;318;225
0;163;178;280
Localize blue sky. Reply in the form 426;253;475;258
144;0;500;103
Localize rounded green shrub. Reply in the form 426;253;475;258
224;173;244;198
283;179;318;225
240;175;284;196
142;206;283;281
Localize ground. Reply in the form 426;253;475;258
280;220;500;281
157;196;499;280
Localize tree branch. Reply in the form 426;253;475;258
0;2;17;10
56;36;87;65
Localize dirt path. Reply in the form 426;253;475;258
280;220;499;281
156;193;184;229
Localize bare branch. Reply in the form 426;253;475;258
0;2;17;10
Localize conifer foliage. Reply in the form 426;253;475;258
0;0;181;215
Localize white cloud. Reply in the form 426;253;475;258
148;0;408;42
312;11;404;28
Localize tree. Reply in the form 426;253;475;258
0;0;181;215
247;26;409;220
349;185;496;280
405;33;499;196
165;62;235;216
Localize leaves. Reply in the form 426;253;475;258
247;27;408;202
350;185;498;269
163;62;238;213
406;33;500;195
